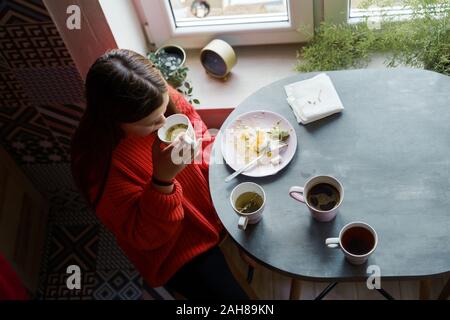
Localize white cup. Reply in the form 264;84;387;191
230;182;266;230
326;221;378;265
157;114;196;145
289;175;343;222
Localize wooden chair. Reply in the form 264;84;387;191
438;278;450;300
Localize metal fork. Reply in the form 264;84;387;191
225;142;287;183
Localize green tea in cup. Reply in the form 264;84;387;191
235;192;264;214
230;182;266;230
166;124;188;142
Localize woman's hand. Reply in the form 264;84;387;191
152;134;203;182
152;140;186;183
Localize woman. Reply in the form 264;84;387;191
71;49;248;300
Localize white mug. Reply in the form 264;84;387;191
230;182;266;230
289;175;344;222
326;221;378;265
157;114;196;145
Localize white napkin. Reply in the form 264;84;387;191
284;73;344;125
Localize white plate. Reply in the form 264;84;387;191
221;110;297;177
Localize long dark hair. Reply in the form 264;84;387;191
71;49;178;209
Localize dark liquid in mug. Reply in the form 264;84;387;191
341;227;375;255
307;183;340;211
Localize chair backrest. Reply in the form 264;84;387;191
196;107;234;130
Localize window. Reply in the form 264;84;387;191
140;0;313;48
169;0;289;27
348;0;448;22
322;0;448;25
350;0;415;21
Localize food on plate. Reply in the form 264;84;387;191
270;155;283;166
233;124;290;164
268;127;290;142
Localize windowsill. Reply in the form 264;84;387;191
185;43;301;109
185;44;395;109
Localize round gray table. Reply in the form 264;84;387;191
209;68;450;289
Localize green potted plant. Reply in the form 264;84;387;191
148;45;200;105
295;0;449;76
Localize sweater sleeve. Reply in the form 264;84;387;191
104;166;185;251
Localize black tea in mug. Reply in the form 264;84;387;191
341;226;375;255
307;183;340;211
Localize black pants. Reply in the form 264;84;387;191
166;246;249;300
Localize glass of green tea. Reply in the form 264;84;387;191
230;182;266;230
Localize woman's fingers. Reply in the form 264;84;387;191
186;138;203;163
162;141;177;153
156;136;203;164
152;139;163;156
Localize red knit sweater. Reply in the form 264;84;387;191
92;88;223;287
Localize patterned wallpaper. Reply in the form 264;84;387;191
0;0;85;169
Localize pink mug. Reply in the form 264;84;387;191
289;175;344;222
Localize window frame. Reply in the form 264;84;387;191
347;0;450;23
140;0;314;48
